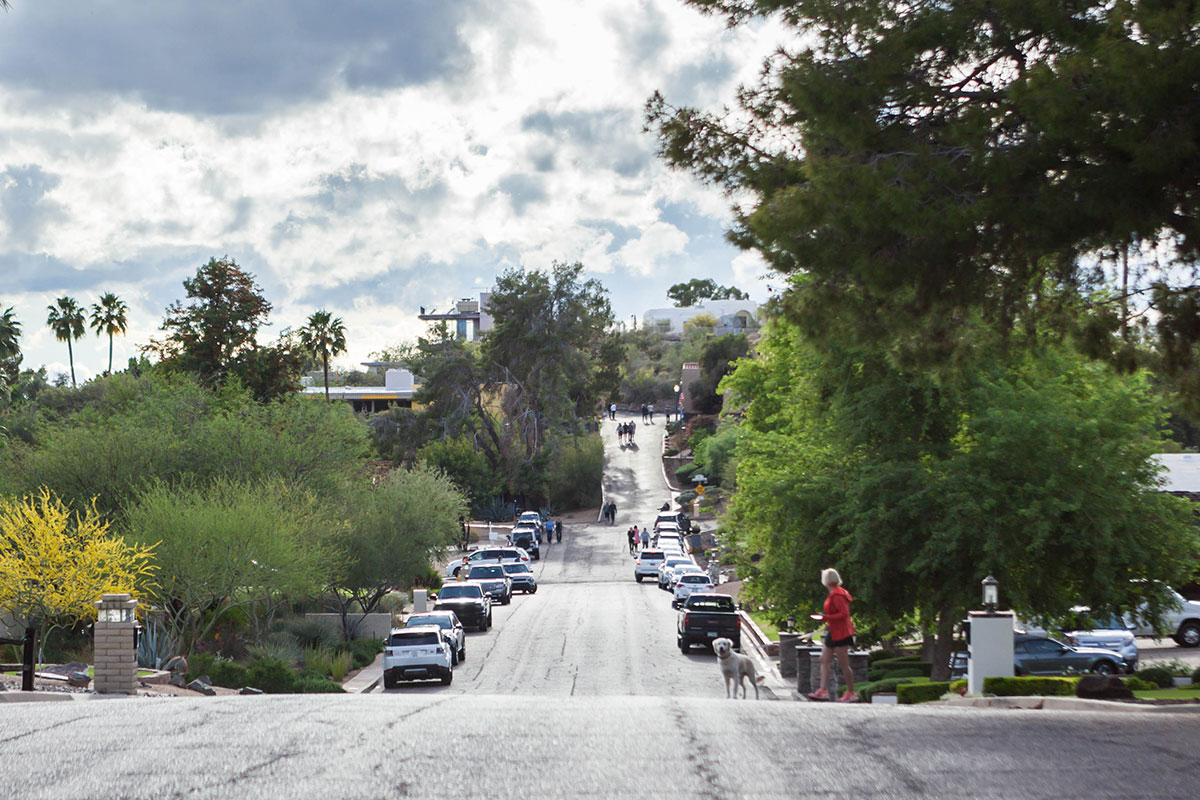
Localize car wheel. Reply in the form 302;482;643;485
441;669;453;686
487;614;493;630
1093;660;1117;676
383;675;396;690
1176;621;1200;647
531;587;537;594
635;575;643;583
679;638;690;654
459;645;466;663
451;650;459;666
503;594;512;605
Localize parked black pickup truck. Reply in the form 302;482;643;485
677;593;740;653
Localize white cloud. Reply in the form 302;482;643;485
0;1;790;371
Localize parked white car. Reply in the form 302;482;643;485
667;563;704;591
1126;587;1200;648
444;547;529;578
657;555;696;589
634;549;667;582
673;573;715;608
383;625;454;688
655;534;686;554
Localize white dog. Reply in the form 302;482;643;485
713;637;764;699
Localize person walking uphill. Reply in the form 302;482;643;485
807;568;858;703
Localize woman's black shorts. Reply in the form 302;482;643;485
823;633;855;649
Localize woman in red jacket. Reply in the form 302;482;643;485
807;568;857;702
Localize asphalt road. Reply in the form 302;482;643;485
0;414;1195;799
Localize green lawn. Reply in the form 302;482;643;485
747;612;781;641
1132;686;1200;700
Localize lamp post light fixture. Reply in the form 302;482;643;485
981;575;999;614
786;615;796;632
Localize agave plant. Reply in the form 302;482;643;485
136;619;177;670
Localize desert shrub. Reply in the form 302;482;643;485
250;631;303;666
293;675;345;693
1133;666;1175;688
304;646;334;675
676;490;697;506
329;650;353;682
897;682;950;704
347;638;384;669
247;656;297;693
186;652;217;683
280;618;340;650
983;676;1078;697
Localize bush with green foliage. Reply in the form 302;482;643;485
247;656;297;693
280;618;341;650
897;682;951;704
1133;665;1175;688
675;463;700;483
949;679;967;694
546;435;603;510
983;676;1079;697
293;674;345;693
870;667;924;682
348;638;384;669
1123;676;1158;691
856;677;915;701
1192;666;1200;685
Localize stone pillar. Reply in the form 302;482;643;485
967;610;1015;695
807;650;870;696
795;645;821;695
413;589;428;613
778;632;802;678
93;593;138;695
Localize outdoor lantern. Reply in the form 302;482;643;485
981;575;999;613
786;615;796;632
673;384;680;394
98;606;133;624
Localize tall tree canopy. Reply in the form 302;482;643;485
298;310;348;403
648;1;1200;368
0;306;21;399
46;296;85;388
667;278;749;307
89;292;129;376
147;257;301;400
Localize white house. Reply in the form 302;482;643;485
642;300;759;338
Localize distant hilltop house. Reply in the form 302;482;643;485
418;292;494;341
300;366;415;413
642;300;760;338
1152;453;1200;501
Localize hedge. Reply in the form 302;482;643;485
675;463;700;482
897;682;951;704
949;679;967;695
983;676;1079;697
869;667;925;682
857;676;927;701
1133;666;1174;689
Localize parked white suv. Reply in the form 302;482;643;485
634;549;667;582
673;573;715;608
1126;588;1200;648
383;626;454;688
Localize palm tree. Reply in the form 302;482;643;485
0;306;20;364
89;292;129;375
298;310;347;403
46;296;86;388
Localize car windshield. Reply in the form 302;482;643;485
469;566;505;578
438;585;482;599
390;631;441;646
682;574;709;583
503;564;530;574
407;615;452;629
640;551;664;560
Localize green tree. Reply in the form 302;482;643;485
668;278;748;307
298;310;348;403
483;261;613;455
721;317;1198;678
46;296;85;388
324;465;466;639
147;257;301;400
89;292;128;376
123;478;329;651
0;306;21;400
648;1;1200;367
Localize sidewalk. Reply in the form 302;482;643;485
342;651;384;694
737;611;792;701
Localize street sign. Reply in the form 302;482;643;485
694;484;706;496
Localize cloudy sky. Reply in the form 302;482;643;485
0;1;785;381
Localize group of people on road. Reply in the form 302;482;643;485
626;524;651;554
600;500;618;524
617;420;637;445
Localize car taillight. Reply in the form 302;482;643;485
736;616;742;628
683;614;691;626
636;559;641;565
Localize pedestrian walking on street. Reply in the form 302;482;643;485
556;521;562;543
648;406;654;423
807;568;858;703
628;420;636;444
640;528;650;549
608;501;618;524
610;403;617;420
545;518;555;547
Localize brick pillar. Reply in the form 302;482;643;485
807;650;870;696
93;593;138;695
778;632;802;678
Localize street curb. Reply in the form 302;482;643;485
938;695;1200;713
0;691;76;702
737;611;791;701
659;430;682;500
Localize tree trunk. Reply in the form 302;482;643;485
67;338;76;387
323;352;329;403
108;332;114;375
929;606;958;681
